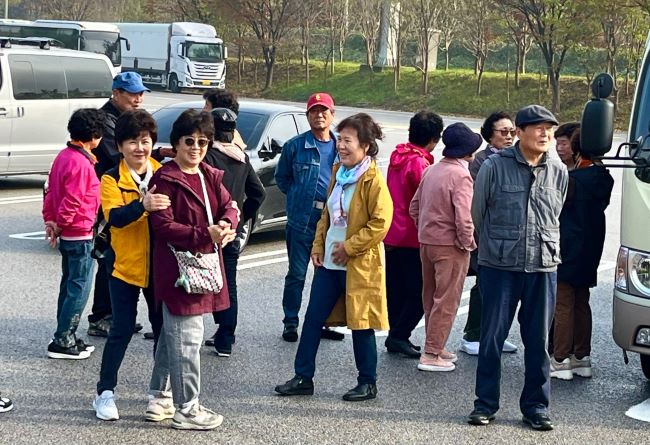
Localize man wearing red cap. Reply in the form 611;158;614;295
275;93;342;342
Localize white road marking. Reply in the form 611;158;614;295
9;231;46;240
239;249;287;262
237;256;288;270
0;194;42;205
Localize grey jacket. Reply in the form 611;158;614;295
471;145;568;272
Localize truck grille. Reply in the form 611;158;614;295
193;63;224;80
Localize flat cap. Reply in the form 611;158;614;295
515;105;558;128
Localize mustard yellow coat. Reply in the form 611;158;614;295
312;160;393;330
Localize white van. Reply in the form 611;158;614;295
0;38;113;175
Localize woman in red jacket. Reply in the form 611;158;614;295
147;110;239;431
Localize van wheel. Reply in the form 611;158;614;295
641;354;650;380
238;219;253;254
169;74;181;93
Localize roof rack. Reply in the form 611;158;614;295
0;36;64;50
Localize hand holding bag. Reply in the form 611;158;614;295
169;169;224;294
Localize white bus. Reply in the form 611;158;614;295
0;19;125;72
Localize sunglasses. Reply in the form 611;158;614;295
183;137;210;148
496;129;516;137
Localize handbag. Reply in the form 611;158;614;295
169;169;224;294
91;214;111;260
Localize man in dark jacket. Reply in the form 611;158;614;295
468;105;568;431
550;128;614;380
87;72;151;337
203;107;266;356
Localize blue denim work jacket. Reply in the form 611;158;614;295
275;129;337;232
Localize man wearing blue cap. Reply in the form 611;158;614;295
87;71;151;338
468;105;568;431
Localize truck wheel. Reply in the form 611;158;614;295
169;74;181;94
641;354;650;380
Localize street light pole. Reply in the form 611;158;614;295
4;0;8;19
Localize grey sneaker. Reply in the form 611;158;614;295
88;317;112;337
571;355;592;378
145;396;175;422
550;357;573;380
172;404;223;430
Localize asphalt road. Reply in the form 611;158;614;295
0;92;648;444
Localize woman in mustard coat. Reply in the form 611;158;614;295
275;113;393;401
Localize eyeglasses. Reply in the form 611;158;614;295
495;129;516;137
183;137;209;148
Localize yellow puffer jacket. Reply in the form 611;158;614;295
100;158;162;288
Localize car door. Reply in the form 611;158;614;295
254;112;300;226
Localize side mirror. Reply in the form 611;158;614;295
580;73;615;157
270;138;284;154
120;36;130;51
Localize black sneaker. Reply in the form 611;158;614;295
87;317;111;337
320;327;344;341
522;413;554;431
47;342;91;360
274;376;314;396
143;332;155;340
282;325;298;342
75;338;95;353
468;409;495;426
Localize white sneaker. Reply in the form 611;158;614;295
172;404;223;430
571;355;592;378
459;339;479;356
550;357;573;380
145;396;175;422
93;390;119;421
502;340;518;353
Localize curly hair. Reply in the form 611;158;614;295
115;109;158;146
67;108;105;142
480;111;513;143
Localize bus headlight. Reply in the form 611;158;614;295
616;246;628;292
630;252;650;297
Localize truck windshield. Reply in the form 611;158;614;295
80;31;121;67
630;49;650;183
186;42;222;63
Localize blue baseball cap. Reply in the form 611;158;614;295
112;72;150;93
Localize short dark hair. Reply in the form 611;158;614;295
408;110;443;147
67;108;105;142
336;113;384;158
480;111;513;143
554;121;580;140
570;128;588;159
170;109;214;150
203;89;239;115
115;109;158;147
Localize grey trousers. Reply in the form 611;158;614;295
149;303;203;408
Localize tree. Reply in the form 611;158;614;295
503;0;587;113
389;0;415;89
414;0;442;94
621;8;649;96
459;0;500;96
354;0;382;68
502;10;534;88
438;0;462;71
225;0;299;90
296;0;322;83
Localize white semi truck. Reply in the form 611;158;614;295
116;22;226;93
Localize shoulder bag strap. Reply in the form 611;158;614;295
197;168;214;226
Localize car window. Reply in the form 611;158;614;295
9;54;67;100
237;111;268;150
267;114;298;146
295;113;310;133
63;57;112;98
153;107;187;144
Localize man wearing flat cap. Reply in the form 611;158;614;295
468;105;568;431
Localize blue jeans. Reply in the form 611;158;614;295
282;208;322;327
212;240;240;351
54;239;94;348
294;267;377;385
97;277;162;394
474;266;556;417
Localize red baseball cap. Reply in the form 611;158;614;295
307;93;335;111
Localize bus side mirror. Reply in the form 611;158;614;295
581;73;615;157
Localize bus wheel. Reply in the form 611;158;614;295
641;354;650;380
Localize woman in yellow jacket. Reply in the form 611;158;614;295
93;110;172;422
275;113;393;401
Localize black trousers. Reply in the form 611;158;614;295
385;246;424;342
88;257;112;323
212;241;240;351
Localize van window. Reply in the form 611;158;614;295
63;57;112;98
9;54;67;100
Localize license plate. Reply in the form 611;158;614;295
202;80;211;86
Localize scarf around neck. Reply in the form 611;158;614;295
330;156;372;226
214;141;246;163
128;161;153;197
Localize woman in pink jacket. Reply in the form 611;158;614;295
42;108;105;360
384;111;443;358
409;123;481;372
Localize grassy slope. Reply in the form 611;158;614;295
228;60;633;129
